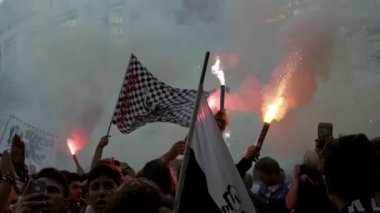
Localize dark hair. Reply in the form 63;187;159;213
137;159;175;195
66;172;81;184
106;178;162;213
120;161;136;177
254;157;281;175
36;168;69;197
88;164;122;187
323;134;377;201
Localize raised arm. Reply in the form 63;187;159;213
90;136;109;169
285;165;302;210
160;140;186;165
236;145;260;178
0;151;15;211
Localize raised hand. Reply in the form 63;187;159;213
161;140;186;164
1;151;15;176
244;145;261;162
215;110;228;132
168;140;186;158
97;135;110;149
11;135;25;168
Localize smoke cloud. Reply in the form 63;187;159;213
0;0;379;172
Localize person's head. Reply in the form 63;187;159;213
106;178;163;213
323;134;378;209
119;161;136;178
254;157;282;186
137;159;176;195
33;168;69;213
66;172;82;202
87;164;122;213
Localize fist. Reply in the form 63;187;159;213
244;145;260;162
215;110;228;132
98;136;109;148
11;135;25;167
169;140;186;157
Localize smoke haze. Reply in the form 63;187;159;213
0;0;379;172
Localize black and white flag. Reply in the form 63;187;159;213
178;95;256;213
112;54;198;134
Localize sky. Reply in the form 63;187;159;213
0;0;379;173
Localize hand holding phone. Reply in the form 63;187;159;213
315;122;333;154
26;180;46;194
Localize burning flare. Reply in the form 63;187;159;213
211;57;225;85
262;50;302;123
207;91;220;113
67;138;77;155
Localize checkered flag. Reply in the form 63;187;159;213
112;54;198;134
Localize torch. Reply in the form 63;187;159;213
67;138;85;174
255;96;284;149
211;57;226;111
255;122;270;149
254;49;299;149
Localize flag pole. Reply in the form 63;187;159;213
105;54;134;136
174;51;210;213
106;119;112;136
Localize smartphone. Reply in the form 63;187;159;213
318;122;333;141
27;180;46;194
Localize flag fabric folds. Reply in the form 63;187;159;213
112;54;198;134
178;95;256;213
0;115;58;171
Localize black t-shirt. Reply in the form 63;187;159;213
294;180;339;213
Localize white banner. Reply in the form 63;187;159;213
0;115;59;171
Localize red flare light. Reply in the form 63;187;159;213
67;138;77;155
207;91;220;113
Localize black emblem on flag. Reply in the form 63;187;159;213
221;185;245;213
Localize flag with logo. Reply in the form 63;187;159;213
0;115;58;171
178;94;256;213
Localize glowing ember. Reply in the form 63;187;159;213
211;57;226;85
67;138;77;155
263;97;284;123
223;130;231;139
262;50;301;123
207;91;219;113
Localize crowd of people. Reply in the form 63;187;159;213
0;110;379;213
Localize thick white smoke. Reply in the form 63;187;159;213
0;0;379;173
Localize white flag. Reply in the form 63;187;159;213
0;115;58;171
178;95;256;213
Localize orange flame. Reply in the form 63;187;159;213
207;91;220;113
67;138;77;155
262;50;302;123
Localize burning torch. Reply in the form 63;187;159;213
67;138;85;174
255;96;284;149
254;49;299;149
211;56;226;111
255;122;270;149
